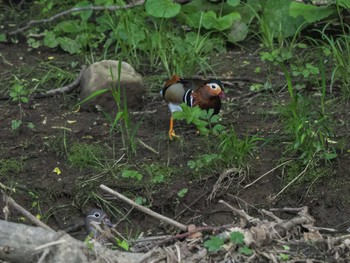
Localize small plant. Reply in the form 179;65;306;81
278;62;336;165
172;104;226;136
188;153;220;172
9;83;29;104
204;236;225;252
204;231;253;255
121;170;142;182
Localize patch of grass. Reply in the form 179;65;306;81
0;159;23;174
316;25;350;99
277;65;337;165
68;142;107;169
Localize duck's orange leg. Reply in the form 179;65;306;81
168;116;181;140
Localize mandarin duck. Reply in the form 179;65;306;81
160;74;225;140
85;208;113;243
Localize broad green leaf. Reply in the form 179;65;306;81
263;0;305;38
204;236;224;252
239;246;253;256
121;170;142;181
227;0;240;7
215;12;241;30
55;21;82;33
338;0;350;8
289;2;335;23
230;231;244;245
73;1;93;21
20;97;29;103
145;0;181;18
202;11;240;30
135;196;146;205
57;37;81;54
11;120;22;130
43;31;59;48
0;33;7;42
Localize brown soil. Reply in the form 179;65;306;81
1;41;350;245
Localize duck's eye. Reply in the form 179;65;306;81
94;212;100;218
208;83;220;90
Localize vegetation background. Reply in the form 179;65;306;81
1;0;350;260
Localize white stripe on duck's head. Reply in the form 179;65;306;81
202;79;225;98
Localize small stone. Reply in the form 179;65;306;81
79;60;145;112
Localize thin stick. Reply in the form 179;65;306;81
271;157;313;201
138;139;159;155
243;159;293;189
3;194;54;231
9;1;145;35
100;184;188;231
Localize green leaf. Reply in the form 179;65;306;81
339;0;350;7
279;253;290;261
55;20;82;33
227;0;240;7
177;188;188;198
0;33;7;42
43;31;59;48
282;245;290;250
73;1;93;21
263;0;306;38
202;11;240;30
57;37;81;54
145;0;181;18
230;231;244;245
27;122;35;130
187;160;196;170
239;246;253;256
11;120;22;130
134;196;146;205
289;2;335;23
324;152;337;160
116;239;129;251
20;97;28;103
121;170;143;181
204;236;224;252
152;174;165;184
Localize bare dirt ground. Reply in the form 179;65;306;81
1;40;350;260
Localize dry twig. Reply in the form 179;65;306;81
100;184;188;231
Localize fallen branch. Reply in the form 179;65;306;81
100;184;188;231
0;219;142;263
2;193;54;231
9;1;145;35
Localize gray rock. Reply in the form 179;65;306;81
79;60;145;111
